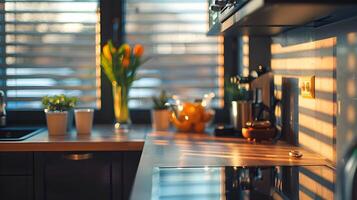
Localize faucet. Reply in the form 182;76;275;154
0;91;6;127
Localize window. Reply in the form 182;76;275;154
125;0;224;108
1;0;100;110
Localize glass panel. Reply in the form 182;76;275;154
2;0;100;110
125;0;224;108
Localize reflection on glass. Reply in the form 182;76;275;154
152;165;335;200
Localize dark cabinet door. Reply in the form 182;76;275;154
0;176;33;200
0;152;33;175
0;152;34;200
36;152;115;200
123;151;142;200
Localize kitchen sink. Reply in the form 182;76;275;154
0;127;43;141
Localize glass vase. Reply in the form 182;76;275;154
112;82;131;132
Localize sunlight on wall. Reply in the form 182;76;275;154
299;166;335;199
271;37;337;198
242;36;249;76
218;36;225;107
271;37;337;162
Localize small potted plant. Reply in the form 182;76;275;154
42;94;77;136
225;76;252;130
151;91;170;131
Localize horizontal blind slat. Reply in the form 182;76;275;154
3;74;97;79
125;0;223;108
5;21;96;25
3;64;95;69
6;53;95;58
7;96;98;102
127;31;206;35
3;86;97;90
3;0;100;110
6;42;96;47
5;31;96;36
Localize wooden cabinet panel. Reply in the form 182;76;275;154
0;176;33;200
37;152;113;200
123;151;142;200
0;152;33;175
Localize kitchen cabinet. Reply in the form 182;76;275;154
0;176;34;200
35;152;116;200
0;152;33;175
123;151;142;200
0;152;34;200
35;151;141;200
0;151;141;200
208;0;357;36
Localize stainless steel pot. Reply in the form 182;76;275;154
230;101;253;130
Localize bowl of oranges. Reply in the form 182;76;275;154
169;94;215;133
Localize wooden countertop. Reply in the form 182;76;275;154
131;131;331;200
0;125;148;151
0;125;332;199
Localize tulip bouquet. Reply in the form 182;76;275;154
101;40;144;87
100;40;145;130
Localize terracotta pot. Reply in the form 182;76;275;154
151;110;170;131
74;109;94;135
45;110;68;136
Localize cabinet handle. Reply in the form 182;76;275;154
63;153;93;161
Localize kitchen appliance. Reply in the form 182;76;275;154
215;0;250;23
209;0;357;35
152;165;334;200
230;101;252;130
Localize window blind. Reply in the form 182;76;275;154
1;0;100;110
125;0;224;108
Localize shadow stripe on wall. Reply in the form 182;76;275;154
299;184;324;200
299;125;336;145
300;167;334;191
272;47;334;59
299;106;336;122
275;86;335;102
273;69;334;78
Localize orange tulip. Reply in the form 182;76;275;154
122;44;131;58
133;44;144;57
122;58;130;68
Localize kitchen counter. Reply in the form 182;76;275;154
131;131;331;200
0;125;333;199
0;125;147;151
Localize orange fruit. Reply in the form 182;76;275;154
177;120;192;132
194;103;205;121
202;111;213;122
170;112;192;132
177;111;188;121
182;102;200;124
194;122;205;133
182;102;195;113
